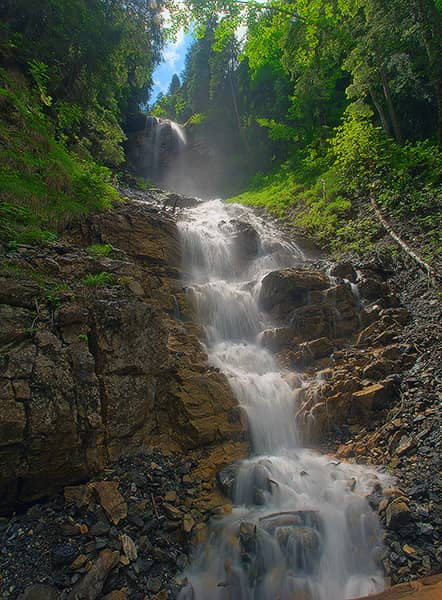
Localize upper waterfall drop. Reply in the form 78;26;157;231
136;116;188;191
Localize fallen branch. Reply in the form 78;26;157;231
370;193;437;282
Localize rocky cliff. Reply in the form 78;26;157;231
0;193;246;515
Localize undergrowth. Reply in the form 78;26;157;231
0;68;120;250
230;113;442;260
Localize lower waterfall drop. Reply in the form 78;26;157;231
177;199;391;600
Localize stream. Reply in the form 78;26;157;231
177;199;390;600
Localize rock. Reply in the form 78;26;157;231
67;549;120;600
164;490;177;502
363;359;395;380
259;269;329;318
121;533;137;562
396;435;415;457
386;498;412;529
183;514;195;533
290;305;330;341
162;502;182;520
227;220;260;260
89;482;127;525
329;262;357;283
51;543;78;567
71;554;88;570
276;526;322;572
350;381;395;420
0;276;40;308
146;577;163;593
18;584;59;600
64;485;93;508
357;277;391;301
102;590;128;600
299;337;334;362
356;574;442;600
322;284;360;336
217;463;240;500
259;327;300;352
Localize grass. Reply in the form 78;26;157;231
82;272;115;287
229;163;361;251
0;68;120;250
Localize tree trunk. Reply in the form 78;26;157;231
369;85;391;136
380;67;403;144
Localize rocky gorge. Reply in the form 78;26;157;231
0;188;440;599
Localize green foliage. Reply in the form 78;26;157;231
2;0;164;165
87;244;114;258
185;113;207;126
229;165;302;217
0;70;119;249
82;272;115;287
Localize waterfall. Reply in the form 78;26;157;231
177;199;391;600
142;116;187;186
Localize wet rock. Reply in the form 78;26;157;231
290;305;330;342
299;337;334;362
217;463;240;500
276;526;322;572
259;269;329;317
228;220;260;260
356;573;442;599
259;327;300;352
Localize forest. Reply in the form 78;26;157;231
0;0;441;257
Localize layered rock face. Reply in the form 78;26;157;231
258;264;415;443
0;198;246;514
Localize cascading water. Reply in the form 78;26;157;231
177;199;391;600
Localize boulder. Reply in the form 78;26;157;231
259;269;329;319
227;220;260;260
67;549;120;600
329;262;357;283
386;497;412;529
259;327;300;352
350;380;396;420
357;278;391;302
299;337;334;361
0;276;40;308
291;305;330;341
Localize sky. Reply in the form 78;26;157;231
151;29;193;103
